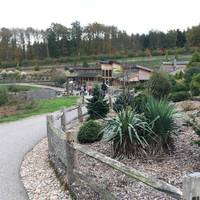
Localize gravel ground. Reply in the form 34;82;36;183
20;139;71;200
75;121;200;200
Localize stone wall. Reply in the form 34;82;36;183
24;88;57;100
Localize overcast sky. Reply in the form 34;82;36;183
1;0;199;34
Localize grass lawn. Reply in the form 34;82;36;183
0;84;38;92
115;54;191;69
0;96;78;123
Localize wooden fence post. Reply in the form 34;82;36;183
183;172;200;200
65;133;76;186
61;107;66;132
108;86;113;109
46;115;54;153
81;92;85;104
77;105;83;122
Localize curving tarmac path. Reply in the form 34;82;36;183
0;83;65;92
0;108;79;200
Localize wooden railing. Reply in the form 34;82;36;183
47;107;200;200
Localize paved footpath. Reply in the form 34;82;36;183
0;109;78;200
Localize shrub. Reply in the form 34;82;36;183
133;93;148;113
102;107;153;158
173;91;190;102
144;97;178;153
190;73;200;96
174;71;184;80
78;120;102;143
0;88;8;106
113;90;134;112
53;74;67;86
184;67;200;84
87;85;109;119
82;61;89;67
168;91;190;102
172;82;188;92
16;99;36;110
34;65;40;71
189;51;200;64
187;115;200;146
134;82;146;92
148;72;171;99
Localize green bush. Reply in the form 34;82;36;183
0;88;8;106
102;107;153;158
82;61;89;67
148;72;171;99
184;67;200;84
34;65;40;71
172;82;188;92
168;91;190;102
113;91;134;112
134;82;146;92
189;51;200;65
174;71;184;80
53;74;67;86
144;97;178;153
133;93;148;113
78;120;102;143
87;85;109;119
187;114;200;146
16;99;36;110
190;73;200;96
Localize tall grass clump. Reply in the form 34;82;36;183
144;97;178;154
113;90;134;112
102;107;153;158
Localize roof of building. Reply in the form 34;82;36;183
162;61;189;65
69;66;101;70
99;60;120;65
135;65;153;72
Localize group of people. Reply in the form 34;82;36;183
79;84;92;96
78;82;109;96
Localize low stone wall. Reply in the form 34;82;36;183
24;89;57;100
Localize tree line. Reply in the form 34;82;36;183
0;22;199;67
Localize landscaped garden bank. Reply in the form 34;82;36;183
20;99;200;199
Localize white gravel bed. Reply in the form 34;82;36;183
20;138;71;200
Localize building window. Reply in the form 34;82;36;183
106;70;108;77
109;70;112;77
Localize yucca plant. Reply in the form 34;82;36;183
102;107;154;158
144;96;178;154
113;90;134;113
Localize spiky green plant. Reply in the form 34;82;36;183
102;107;153;158
144;97;178;153
113;90;134;112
